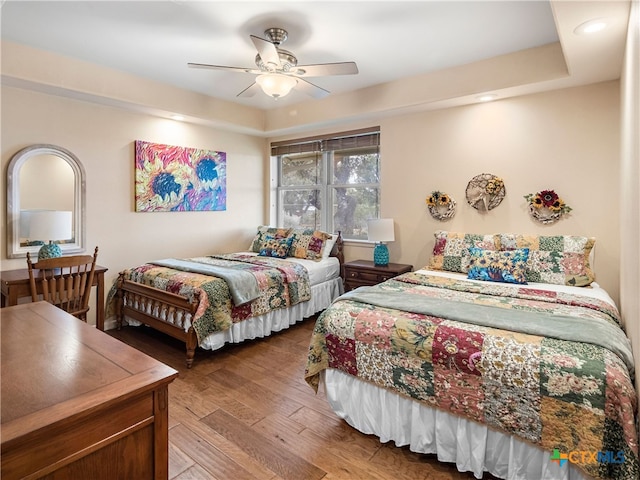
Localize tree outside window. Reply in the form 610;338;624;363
275;129;380;240
332;149;379;239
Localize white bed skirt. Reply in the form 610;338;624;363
199;277;343;350
323;368;591;480
125;277;343;351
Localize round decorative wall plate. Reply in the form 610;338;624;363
524;189;572;224
465;173;505;211
425;191;456;221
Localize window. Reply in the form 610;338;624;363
272;128;380;241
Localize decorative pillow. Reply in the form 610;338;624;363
499;234;596;287
258;235;294;259
467;247;529;284
287;228;332;261
321;233;338;259
428;230;500;273
249;226;291;253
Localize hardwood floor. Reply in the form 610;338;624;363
107;318;497;480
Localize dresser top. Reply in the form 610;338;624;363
1;301;177;443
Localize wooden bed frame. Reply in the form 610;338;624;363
116;233;344;368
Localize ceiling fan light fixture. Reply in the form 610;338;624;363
189;28;356;100
256;73;298;98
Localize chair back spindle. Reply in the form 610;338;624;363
27;247;99;322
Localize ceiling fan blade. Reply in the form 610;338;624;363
295;77;330;99
292;62;359;77
250;35;281;70
187;62;262;75
236;82;261;98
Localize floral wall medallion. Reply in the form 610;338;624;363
524;189;572;224
426;191;456;221
465;173;505;211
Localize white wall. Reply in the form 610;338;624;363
1;86;268;325
381;82;621;301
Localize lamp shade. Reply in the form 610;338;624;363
367;218;395;242
19;209;39;238
256;74;297;98
28;210;73;242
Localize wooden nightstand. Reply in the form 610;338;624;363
343;259;413;292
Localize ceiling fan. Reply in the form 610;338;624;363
188;27;358;100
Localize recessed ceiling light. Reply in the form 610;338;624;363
477;94;497;102
574;18;607;35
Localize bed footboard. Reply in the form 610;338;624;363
115;233;344;368
116;274;199;368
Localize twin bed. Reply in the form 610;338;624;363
109;226;344;367
109;228;637;480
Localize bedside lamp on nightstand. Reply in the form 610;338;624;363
367;218;395;266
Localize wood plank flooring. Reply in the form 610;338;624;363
107;318;497;480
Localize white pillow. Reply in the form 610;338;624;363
322;233;339;259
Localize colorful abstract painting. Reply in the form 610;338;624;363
135;140;226;212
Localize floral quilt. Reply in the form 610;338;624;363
305;271;638;480
108;253;310;343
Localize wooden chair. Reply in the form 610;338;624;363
27;246;99;322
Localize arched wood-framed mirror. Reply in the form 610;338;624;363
6;144;86;258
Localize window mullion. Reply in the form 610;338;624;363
275;158;283;226
324;151;333;232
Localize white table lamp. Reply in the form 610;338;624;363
20;210;36;241
28;210;73;260
367;218;395;266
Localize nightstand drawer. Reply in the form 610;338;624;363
347;269;384;283
342;260;413;292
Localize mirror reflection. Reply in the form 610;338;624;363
19;154;75;245
6;144;85;259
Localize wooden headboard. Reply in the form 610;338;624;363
330;231;345;280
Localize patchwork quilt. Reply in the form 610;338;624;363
305;271;638;480
108;253;310;343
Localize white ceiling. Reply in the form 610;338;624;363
0;1;631;118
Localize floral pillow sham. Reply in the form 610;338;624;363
258;235;294;259
250;226;291;253
467;247;529;285
499;233;595;287
288;228;333;261
428;230;501;273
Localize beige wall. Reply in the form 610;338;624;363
383;82;620;300
279;82;621;303
20;154;75;212
1;81;620;327
1;86;267;325
619;0;640;399
0;50;630;329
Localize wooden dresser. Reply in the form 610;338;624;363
1;301;178;480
